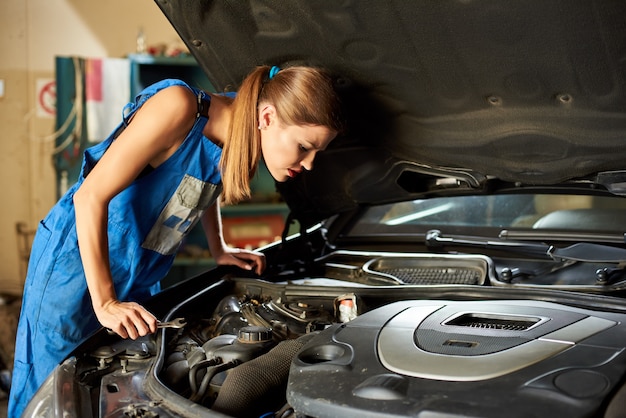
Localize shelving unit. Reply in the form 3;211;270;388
127;53;214;96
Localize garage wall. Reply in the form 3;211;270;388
0;0;181;295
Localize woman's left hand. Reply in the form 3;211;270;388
212;247;266;275
201;200;266;275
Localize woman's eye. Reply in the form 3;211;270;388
299;144;309;152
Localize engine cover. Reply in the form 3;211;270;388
287;300;626;417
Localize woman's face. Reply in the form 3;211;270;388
259;105;336;182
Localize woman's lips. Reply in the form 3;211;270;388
288;168;301;178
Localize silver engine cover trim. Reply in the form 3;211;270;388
378;304;615;381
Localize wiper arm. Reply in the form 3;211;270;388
425;229;626;263
499;229;626;244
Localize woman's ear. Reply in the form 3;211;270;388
258;104;276;129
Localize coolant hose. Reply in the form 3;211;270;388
190;360;239;403
211;333;316;418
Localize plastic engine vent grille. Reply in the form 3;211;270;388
445;313;541;331
378;267;480;285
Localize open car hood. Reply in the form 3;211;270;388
156;0;626;224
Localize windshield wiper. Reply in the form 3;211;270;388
499;229;626;244
425;229;626;263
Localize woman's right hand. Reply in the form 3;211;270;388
95;299;158;339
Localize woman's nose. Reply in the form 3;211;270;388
300;151;317;171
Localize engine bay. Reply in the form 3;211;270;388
73;250;626;417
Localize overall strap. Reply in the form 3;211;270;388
196;91;211;119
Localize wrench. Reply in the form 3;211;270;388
106;317;187;335
157;318;187;329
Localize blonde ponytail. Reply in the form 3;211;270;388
219;67;265;204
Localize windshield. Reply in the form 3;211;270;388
349;194;626;235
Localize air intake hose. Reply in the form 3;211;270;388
211;333;316;418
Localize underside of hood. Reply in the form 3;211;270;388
156;0;626;222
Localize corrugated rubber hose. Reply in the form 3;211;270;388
211;333;316;418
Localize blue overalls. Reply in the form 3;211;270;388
9;79;223;417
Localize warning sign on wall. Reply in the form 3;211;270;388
36;78;56;119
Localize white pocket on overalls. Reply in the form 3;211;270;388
142;174;222;255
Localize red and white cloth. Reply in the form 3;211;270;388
85;58;130;142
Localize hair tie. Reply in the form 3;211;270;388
269;66;281;79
